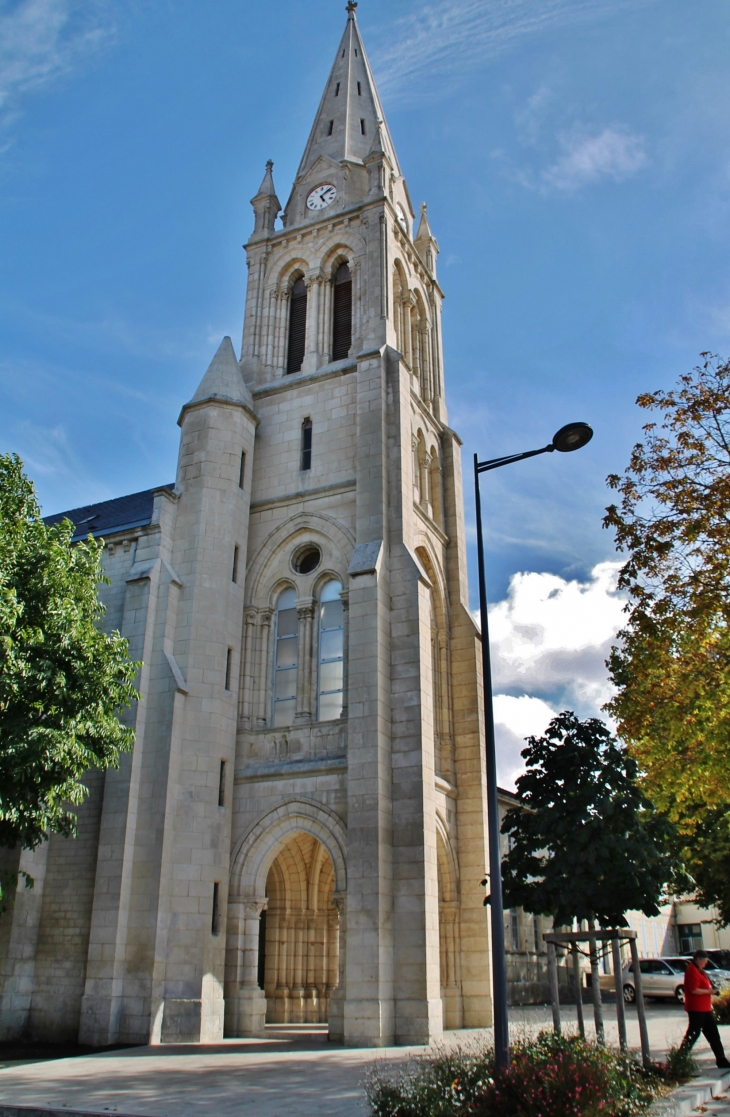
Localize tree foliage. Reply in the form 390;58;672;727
604;353;730;815
0;453;139;859
501;712;676;927
604;355;730;919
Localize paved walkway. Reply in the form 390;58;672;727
0;1006;727;1117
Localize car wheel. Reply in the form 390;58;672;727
676;986;685;1004
623;984;636;1004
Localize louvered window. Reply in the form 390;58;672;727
331;263;352;361
287;278;307;374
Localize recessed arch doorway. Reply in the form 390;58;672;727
262;832;339;1024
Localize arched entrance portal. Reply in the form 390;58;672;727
263;833;339;1023
226;798;347;1038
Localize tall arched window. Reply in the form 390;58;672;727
273;588;298;726
331;263;352;361
287;278;307;374
318;580;344;721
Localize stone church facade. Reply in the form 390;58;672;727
0;6;496;1048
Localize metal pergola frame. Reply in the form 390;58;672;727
543;928;651;1068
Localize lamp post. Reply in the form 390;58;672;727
474;421;593;1073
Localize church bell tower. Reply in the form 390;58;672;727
228;2;493;1046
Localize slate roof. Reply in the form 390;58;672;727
43;484;175;542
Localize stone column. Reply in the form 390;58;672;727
438;633;455;783
295;599;315;724
339;591;349;720
322;277;333;362
439;901;463;1029
264;289;276;372
239;608;257;728
328;893;346;1042
419;448;431;518
256;609;273;727
306;275;321;369
228;898;268;1036
275;290;290;376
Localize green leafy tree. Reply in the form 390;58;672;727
0;453;139;896
501;711;676;927
604;354;730;918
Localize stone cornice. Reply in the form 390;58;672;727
252;359;357;400
249;479;356;515
177;396;260;428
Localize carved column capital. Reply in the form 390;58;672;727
296;598;316;622
332;892;347;917
243;898;268;919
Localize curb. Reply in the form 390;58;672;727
647;1069;730;1116
0;1106;152;1117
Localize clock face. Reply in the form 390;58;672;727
396;203;409;234
307;184;337;211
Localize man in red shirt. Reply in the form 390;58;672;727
680;949;730;1068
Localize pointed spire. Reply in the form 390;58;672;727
255;159;277;198
293;6;400;181
367;119;387;158
250;160;281;240
415;202;433;242
188;337;254;409
415;203;439;275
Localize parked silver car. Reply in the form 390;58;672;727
622;956;730;1003
669;956;730;990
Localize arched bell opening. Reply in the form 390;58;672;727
263;832;339;1024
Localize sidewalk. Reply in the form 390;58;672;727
0;1006;725;1117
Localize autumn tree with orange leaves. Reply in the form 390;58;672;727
604;354;730;922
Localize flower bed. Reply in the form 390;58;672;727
364;1032;693;1117
715;988;730;1025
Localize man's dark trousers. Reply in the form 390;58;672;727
681;1011;728;1065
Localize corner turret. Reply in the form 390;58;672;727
415;203;439;278
250;160;281;242
180;336;255;422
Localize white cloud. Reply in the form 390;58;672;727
485;561;626;788
371;0;655;105
541;127;649;192
493;694;557;791
0;0;115;134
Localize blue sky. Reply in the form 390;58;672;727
2;0;729;780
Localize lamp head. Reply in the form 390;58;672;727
551;422;593;453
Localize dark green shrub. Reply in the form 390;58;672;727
472;1034;655;1117
364;1033;665;1117
714;988;730;1025
660;1043;698;1081
364;1045;494;1117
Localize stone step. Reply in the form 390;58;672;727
648;1069;730;1116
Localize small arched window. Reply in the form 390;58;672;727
301;418;312;471
273;587;298;726
318;580;344;721
331;263;352;361
287;278;307;374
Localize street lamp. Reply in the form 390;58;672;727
474;421;593;1073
